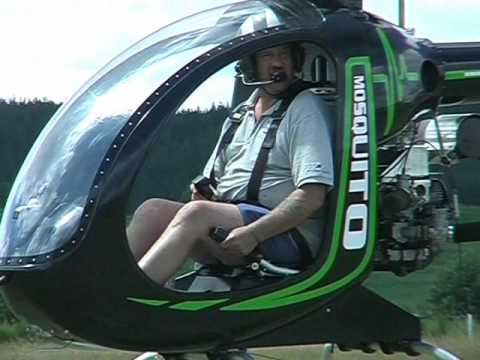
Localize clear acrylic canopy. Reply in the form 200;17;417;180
0;0;328;264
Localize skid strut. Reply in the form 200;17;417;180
411;342;463;360
321;343;335;360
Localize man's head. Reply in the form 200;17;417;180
239;43;305;96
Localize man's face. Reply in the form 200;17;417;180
255;45;296;95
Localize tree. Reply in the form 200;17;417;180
0;295;17;324
429;251;480;319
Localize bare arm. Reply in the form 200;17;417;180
247;183;328;242
221;183;328;257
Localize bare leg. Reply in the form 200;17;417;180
127;198;230;263
127;199;183;261
139;201;244;285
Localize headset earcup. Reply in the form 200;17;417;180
238;57;256;82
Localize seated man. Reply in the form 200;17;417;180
127;43;334;286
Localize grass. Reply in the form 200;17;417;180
0;322;29;343
0;332;478;360
253;336;479;359
0;340;136;360
459;204;480;224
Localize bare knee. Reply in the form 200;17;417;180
128;198;183;260
169;201;212;235
171;201;243;233
132;199;175;220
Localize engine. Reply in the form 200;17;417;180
374;122;457;276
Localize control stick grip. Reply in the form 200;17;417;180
209;227;262;263
209;227;230;243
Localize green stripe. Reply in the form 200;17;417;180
373;74;388;83
400;55;420;81
372;74;394;137
446;70;480;80
377;29;403;100
406;72;420;81
376;29;397;136
222;57;377;311
374;32;420;136
127;298;169;307
170;299;229;311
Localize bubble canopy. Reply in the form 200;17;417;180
0;0;330;267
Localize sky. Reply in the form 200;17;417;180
0;0;478;103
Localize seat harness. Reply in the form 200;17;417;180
209;81;314;202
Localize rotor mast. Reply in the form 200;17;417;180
399;0;406;27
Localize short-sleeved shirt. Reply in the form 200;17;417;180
203;87;334;255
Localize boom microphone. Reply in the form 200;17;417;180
239;72;287;86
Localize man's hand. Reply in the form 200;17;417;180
220;226;258;258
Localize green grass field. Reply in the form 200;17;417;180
459;204;480;224
0;334;478;360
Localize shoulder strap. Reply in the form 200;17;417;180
246;116;282;202
209;103;250;187
246;81;314;202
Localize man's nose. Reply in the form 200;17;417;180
271;55;284;68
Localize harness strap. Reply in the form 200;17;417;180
246;81;312;201
246;116;282;202
211;80;314;197
209;104;250;187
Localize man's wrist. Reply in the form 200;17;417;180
246;225;264;244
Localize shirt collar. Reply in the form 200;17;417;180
245;89;282;116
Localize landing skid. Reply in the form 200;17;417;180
320;342;463;360
133;353;162;360
134;350;254;360
132;353;190;360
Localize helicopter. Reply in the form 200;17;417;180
1;0;480;359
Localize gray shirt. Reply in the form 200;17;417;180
204;88;334;255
